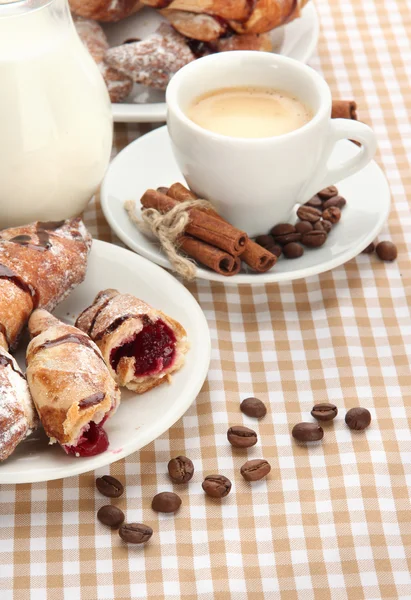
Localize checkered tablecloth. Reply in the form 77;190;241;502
1;1;411;598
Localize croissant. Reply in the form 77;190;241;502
0;338;38;462
69;0;142;22
26;310;120;457
75;289;189;393
0;218;91;350
141;0;310;41
73;16;133;103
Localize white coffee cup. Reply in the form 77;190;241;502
166;51;377;236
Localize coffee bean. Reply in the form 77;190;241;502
270;223;295;237
240;459;271;482
301;230;327;248
97;505;125;528
295;221;313;234
269;244;282;258
311;403;338;422
345;407;371;431
314;220;332;234
270;224;301;246
276;232;302;246
305;195;323;209
255;234;275;250
318;185;338;200
376;241;397;261
96;475;124;498
296;205;322;223
227;425;257;448
202;475;231;498
167;456;194;483
283;242;304;258
362;242;375;254
322;195;346;210
240;397;267;419
292;422;324;442
119;522;153;544
322;206;341;224
152;492;182;513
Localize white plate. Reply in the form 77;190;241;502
0;240;210;484
101;126;391;284
105;3;319;123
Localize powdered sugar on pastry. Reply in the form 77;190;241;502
0;346;38;462
0;218;91;350
105;24;195;90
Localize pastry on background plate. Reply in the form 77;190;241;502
0;339;38;462
26;310;120;457
0;218;91;350
76;289;189;392
69;0;142;22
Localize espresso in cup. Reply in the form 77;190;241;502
186;86;313;138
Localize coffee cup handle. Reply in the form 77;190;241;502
300;119;377;202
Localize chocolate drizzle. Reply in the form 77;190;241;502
94;314;146;341
8;220;65;253
0;352;26;380
32;333;103;362
78;392;105;409
0;263;39;308
87;294;117;337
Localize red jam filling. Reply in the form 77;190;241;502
110;319;176;377
65;421;109;457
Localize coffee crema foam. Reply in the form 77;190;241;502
187;87;313;139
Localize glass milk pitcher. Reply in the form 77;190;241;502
0;0;113;227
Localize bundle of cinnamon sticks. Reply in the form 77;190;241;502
140;185;277;276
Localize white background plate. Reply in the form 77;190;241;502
101;126;391;284
105;3;319;123
0;240;210;484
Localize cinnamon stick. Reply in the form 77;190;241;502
167;183;277;273
140;189;248;256
179;235;241;276
332;100;357;120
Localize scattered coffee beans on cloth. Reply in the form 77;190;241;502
311;403;338;422
345;407;371;430
119;523;153;544
240;459;271;482
292;422;324;442
151;492;182;513
167;456;194;483
240;397;267;419
376;241;398;261
96;475;124;498
227;425;258;448
202;475;232;498
97;505;125;528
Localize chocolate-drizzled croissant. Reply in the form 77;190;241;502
0;218;91;350
26;310;120;457
76;289;189;393
0;338;38;462
144;0;310;40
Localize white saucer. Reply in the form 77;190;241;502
101;127;391;285
104;4;319;123
0;240;210;484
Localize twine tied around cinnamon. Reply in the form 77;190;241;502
124;198;214;280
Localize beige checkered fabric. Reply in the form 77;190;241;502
1;1;411;598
